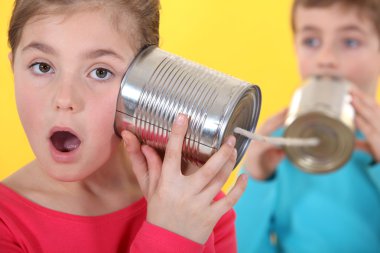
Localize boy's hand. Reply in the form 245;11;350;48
122;114;247;244
244;109;287;180
350;88;380;162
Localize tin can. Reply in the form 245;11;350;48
114;46;261;166
284;76;355;173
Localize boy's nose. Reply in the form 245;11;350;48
53;79;83;112
316;46;338;71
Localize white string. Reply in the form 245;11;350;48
234;127;320;147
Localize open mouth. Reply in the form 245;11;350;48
50;131;81;152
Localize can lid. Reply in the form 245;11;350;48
284;112;354;173
222;85;261;166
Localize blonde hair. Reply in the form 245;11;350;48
8;0;160;53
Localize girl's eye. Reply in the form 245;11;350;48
90;68;113;81
30;62;54;75
344;38;360;48
302;38;321;48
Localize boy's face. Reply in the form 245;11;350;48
294;4;380;94
12;9;135;181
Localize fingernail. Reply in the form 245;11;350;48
226;136;236;147
175;113;187;126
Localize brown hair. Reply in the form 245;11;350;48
291;0;380;37
8;0;160;53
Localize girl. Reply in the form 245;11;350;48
0;0;247;252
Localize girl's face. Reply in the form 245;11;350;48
294;4;380;95
12;9;135;181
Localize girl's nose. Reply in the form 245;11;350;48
53;79;83;112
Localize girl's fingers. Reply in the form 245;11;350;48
121;130;149;194
192;136;236;192
162;114;189;177
141;144;163;197
211;173;248;217
200;148;237;201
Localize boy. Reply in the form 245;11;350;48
235;0;380;252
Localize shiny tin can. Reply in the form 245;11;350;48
114;46;261;166
284;76;355;173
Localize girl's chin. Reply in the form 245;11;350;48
44;167;93;183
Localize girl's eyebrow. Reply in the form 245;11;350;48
84;49;125;61
22;42;56;55
21;42;125;61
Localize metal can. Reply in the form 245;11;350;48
114;46;261;166
284;76;355;173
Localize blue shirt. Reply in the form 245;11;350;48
235;129;380;253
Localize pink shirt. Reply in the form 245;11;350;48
0;183;237;252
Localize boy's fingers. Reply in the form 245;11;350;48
259;108;288;135
355;139;371;153
121;130;149;193
351;88;377;109
162;114;189;176
352;95;380;133
192;136;236;192
352;94;374;121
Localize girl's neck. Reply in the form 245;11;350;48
2;144;143;216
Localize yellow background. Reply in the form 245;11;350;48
2;1;378;188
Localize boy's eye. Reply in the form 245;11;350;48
344;39;360;48
90;68;113;81
302;38;321;48
30;62;54;75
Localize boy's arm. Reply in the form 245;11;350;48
233;112;286;253
367;162;380;194
234;168;278;253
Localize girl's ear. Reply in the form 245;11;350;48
8;52;14;70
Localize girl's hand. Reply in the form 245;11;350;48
350;87;380;162
244;109;288;180
122;114;247;244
